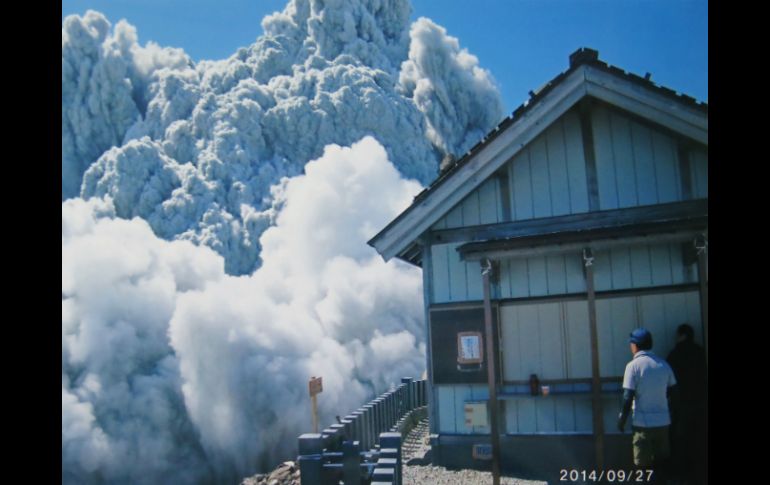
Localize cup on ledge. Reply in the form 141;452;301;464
541;385;550;397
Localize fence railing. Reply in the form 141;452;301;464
297;377;427;485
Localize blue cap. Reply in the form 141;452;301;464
629;328;652;346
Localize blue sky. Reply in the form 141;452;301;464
62;0;708;114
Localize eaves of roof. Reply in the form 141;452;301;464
368;47;708;263
415;47;706;207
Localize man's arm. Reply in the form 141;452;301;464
617;388;634;432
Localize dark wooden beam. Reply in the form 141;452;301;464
458;222;706;261
695;236;708;360
579;99;601;211
420;238;439;435
583;248;605;469
496;170;512;222
430;199;707;246
481;259;501;485
678;142;693;200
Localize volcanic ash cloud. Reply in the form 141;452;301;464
62;0;502;275
63;137;426;483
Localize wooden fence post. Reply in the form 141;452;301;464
298;433;323;485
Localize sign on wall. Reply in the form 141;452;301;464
430;306;501;384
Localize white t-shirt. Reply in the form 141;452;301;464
622;350;677;428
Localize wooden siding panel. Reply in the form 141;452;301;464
602;395;622;435
454;385;473;434
595;299;613;377
555;398;576;432
546;255;568;295
437;385;456;433
505;399;519;434
518;305;542;378
448;243;468;302
609;112;639;208
462;190;481;227
592;106;620;210
498;259;513;299
445;202;464;229
530;136;553;218
593;250;614;292
517;398;537;433
511;150;534;221
563;110;591;214
527;256;549;297
502;302;570;382
596;297;638;377
565;253;586;294
660;293;688;356
478;178;501;225
431;216;448;231
431;244;450;303
651;130;681;203
609;297;638;377
630;123;659;206
466;259;483;301
629;246;653;288
509;258;530;298
649;245;674;287
669;243;686;285
501;305;521;380
610;247;633;290
546;122;572;216
637;294;667;353
690;149;709;199
574;398;593;433
539;303;566;379
536;399;557;432
565;301;592;379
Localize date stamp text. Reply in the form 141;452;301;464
560;469;654;482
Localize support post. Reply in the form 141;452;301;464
583;248;605;469
695;235;708;359
298;433;323;485
481;258;501;485
311;394;319;434
420;238;438;435
380;432;402;485
342;440;361;485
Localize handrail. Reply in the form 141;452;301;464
297;378;427;485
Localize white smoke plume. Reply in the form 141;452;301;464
399;17;504;157
62;0;503;275
63;138;426;484
63;0;505;482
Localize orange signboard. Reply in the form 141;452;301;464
309;376;323;396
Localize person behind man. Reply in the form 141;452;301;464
667;324;707;484
617;328;677;484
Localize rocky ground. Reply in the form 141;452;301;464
240;461;300;485
240;418;548;484
401;419;547;485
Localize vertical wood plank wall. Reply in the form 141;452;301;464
431;242;697;304
443;290;702;435
431;106;708;233
425;104;707;436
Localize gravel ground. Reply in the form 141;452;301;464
401;419;548;485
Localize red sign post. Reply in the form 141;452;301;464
309;376;323;433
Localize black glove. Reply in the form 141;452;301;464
617;388;634;433
617;413;627;433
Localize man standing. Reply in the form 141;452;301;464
617;328;677;484
667;324;707;484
